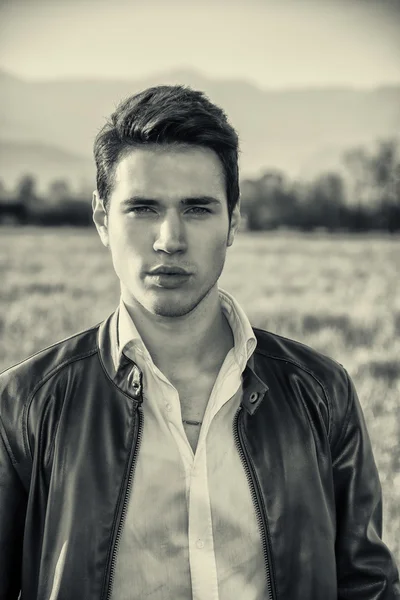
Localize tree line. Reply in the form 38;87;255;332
240;139;400;232
0;138;399;231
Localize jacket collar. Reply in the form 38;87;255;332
97;308;143;402
98;308;268;413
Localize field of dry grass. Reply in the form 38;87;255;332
1;226;399;567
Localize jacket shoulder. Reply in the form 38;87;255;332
0;324;100;394
0;324;101;470
0;325;100;435
253;326;346;384
253;327;351;450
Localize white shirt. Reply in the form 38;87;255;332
111;288;267;600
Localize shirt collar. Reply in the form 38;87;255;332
114;287;257;373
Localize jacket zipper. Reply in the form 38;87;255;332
104;402;144;600
233;406;276;600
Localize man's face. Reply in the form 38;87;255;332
93;144;240;318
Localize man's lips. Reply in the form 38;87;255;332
146;267;192;289
147;266;191;276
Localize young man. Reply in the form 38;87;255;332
0;86;399;600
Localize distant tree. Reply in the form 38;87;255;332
16;174;38;205
241;169;299;230
240;179;263;230
34;198;92;227
302;172;347;230
0;178;7;200
371;141;400;231
370;139;399;189
343;146;371;205
47;179;72;203
0;176;32;224
343;138;400;231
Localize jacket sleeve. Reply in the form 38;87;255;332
332;370;400;599
0;421;26;600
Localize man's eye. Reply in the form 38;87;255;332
187;207;211;215
129;207;155;215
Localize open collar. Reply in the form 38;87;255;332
98;304;268;413
115;287;258;374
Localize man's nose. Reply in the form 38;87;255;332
153;212;187;254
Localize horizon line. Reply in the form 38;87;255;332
1;66;399;92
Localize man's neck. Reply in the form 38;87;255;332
121;286;234;379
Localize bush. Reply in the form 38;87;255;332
30;199;93;226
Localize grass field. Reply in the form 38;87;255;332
1;226;399;568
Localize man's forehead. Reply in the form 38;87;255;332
113;145;226;199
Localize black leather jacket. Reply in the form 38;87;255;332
1;309;399;600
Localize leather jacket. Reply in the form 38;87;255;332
1;309;399;600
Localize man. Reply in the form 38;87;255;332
0;86;399;600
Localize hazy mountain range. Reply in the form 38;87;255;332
1;69;399;192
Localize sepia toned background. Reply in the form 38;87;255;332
1;0;400;565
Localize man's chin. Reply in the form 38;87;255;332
126;283;217;319
149;300;196;318
143;289;205;319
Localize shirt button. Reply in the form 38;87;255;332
196;540;204;549
249;392;259;404
165;403;172;412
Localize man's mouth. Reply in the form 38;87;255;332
148;266;191;276
146;266;192;289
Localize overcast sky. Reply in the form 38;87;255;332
0;0;399;88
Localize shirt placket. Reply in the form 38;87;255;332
188;444;219;600
187;355;242;600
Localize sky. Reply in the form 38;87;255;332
0;0;400;89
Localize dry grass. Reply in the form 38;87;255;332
1;226;399;567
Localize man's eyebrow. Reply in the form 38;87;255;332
121;197;159;207
121;196;222;206
182;196;222;206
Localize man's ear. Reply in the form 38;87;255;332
92;190;109;248
227;200;241;247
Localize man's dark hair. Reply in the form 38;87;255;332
93;85;240;220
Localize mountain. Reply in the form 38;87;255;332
0;140;94;193
1;69;399;190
